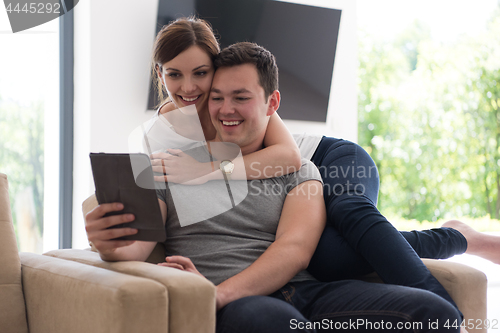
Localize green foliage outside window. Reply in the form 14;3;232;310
0;97;44;245
358;8;500;228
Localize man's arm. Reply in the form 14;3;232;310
215;180;326;309
85;199;167;262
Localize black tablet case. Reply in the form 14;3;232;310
89;153;166;242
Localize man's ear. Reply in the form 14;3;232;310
266;90;281;116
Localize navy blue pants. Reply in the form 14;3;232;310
307;137;467;309
217;280;461;333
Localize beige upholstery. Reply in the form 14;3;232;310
44;249;217;333
78;194;217;333
1;174;171;333
20;252;169;333
0;173;28;333
2;172;488;333
420;258;487;324
360;259;487;330
76;193;488;332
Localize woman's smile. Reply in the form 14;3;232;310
178;94;202;105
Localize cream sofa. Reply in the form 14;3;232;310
0;172;488;332
0;173;215;333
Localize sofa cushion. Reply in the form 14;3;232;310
0;173;28;333
21;252;168;333
45;248;216;333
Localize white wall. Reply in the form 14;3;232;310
71;0;357;248
73;0;159;248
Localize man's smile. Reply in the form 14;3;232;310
221;120;243;126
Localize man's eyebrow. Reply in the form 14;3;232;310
210;88;251;94
233;88;251;94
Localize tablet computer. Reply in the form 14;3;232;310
89;153;166;242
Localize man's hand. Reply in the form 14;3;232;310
85;203;138;256
157;255;206;280
150;149;213;185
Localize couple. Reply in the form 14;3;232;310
86;17;499;332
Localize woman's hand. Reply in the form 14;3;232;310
157;255;206;280
85;203;138;256
150;149;214;185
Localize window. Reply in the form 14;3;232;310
357;0;500;227
0;14;60;253
357;0;500;318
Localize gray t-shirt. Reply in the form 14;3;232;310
156;144;323;286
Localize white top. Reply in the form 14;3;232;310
292;133;323;160
128;102;205;155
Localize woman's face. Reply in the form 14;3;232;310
159;45;214;111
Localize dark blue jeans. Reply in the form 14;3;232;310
307;137;467;310
216;280;462;333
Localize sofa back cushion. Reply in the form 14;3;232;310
0;173;28;333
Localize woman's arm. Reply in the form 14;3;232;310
152;112;301;184
239;112;302;179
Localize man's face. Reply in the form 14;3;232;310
208;64;278;154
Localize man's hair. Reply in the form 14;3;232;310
214;42;278;99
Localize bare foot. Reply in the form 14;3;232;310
442;220;500;265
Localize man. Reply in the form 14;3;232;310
86;42;462;332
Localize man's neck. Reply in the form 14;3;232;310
209;135;264;156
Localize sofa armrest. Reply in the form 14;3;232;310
421;258;487;331
45;249;216;333
20;252;168;333
360;258;487;332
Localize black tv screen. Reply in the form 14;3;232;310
148;0;341;123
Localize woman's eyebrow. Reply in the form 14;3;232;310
192;64;210;71
164;64;210;72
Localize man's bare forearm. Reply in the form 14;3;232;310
98;241;156;262
215;180;326;309
216;236;309;307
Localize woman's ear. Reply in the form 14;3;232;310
266;90;281;116
156;64;165;86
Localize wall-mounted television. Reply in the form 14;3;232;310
147;0;341;123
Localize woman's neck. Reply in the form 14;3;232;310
198;106;216;141
160;100;216;141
